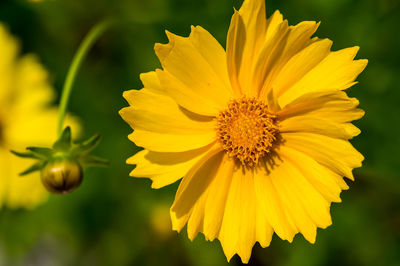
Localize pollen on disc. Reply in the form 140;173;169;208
216;97;278;166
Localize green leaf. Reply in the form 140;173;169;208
80;155;110;168
10;150;38;159
19;162;45;176
53;126;72;151
72;134;102;156
26;147;53;159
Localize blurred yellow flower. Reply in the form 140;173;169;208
0;24;78;209
149;203;173;240
120;0;367;263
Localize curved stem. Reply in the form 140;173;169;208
57;19;115;136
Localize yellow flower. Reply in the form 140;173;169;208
120;0;367;262
149;203;174;240
0;24;78;209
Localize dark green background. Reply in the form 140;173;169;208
0;0;399;265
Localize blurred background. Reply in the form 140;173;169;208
0;0;399;265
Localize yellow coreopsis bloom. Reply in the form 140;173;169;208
0;24;78;209
120;0;367;262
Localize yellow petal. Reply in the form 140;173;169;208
278;146;343;203
283;132;364;180
254;198;274;249
121;88;215;134
236;0;267;96
154;28;233;115
218;168;257;263
124;72;164;107
0;149;7;208
267;150;332;242
254;160;297;242
251;19;289;97
4;108;80;148
128;131;216;153
279;115;361;139
128;143;217;189
0;147;48;209
203;154;235;241
271;38;332;99
278;147;333;228
0;24;18;69
264;10;284;42
214;167;277;263
278;46;368;107
266;86;281;112
2;49;80;148
257;21;320;98
120;78;216;152
186;188;209;241
170;146;223;232
238;0;267;54
226;10;246;96
188;26;232;94
278;90;364;123
155;69;220;117
12;55;55;112
173;154;274;263
0;24;18;103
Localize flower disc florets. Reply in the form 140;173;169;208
216;97;278;166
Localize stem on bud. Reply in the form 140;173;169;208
57;19;116;136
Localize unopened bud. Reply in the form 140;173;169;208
40;158;83;194
12;127;108;195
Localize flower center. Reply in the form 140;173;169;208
216;97;278;166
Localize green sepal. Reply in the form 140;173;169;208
72;134;102;156
10;150;38;159
53;126;72;151
10;126;109;180
19;161;46;176
80;155;110;168
26;147;53;159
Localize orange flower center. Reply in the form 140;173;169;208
216;98;278;166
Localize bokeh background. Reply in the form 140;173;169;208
0;0;399;265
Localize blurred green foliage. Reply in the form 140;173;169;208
0;0;399;265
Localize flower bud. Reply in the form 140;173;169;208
40;158;83;194
13;127;108;195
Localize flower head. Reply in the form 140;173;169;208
0;24;79;209
120;0;367;263
12;127;108;194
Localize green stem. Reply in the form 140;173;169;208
57;19;115;136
